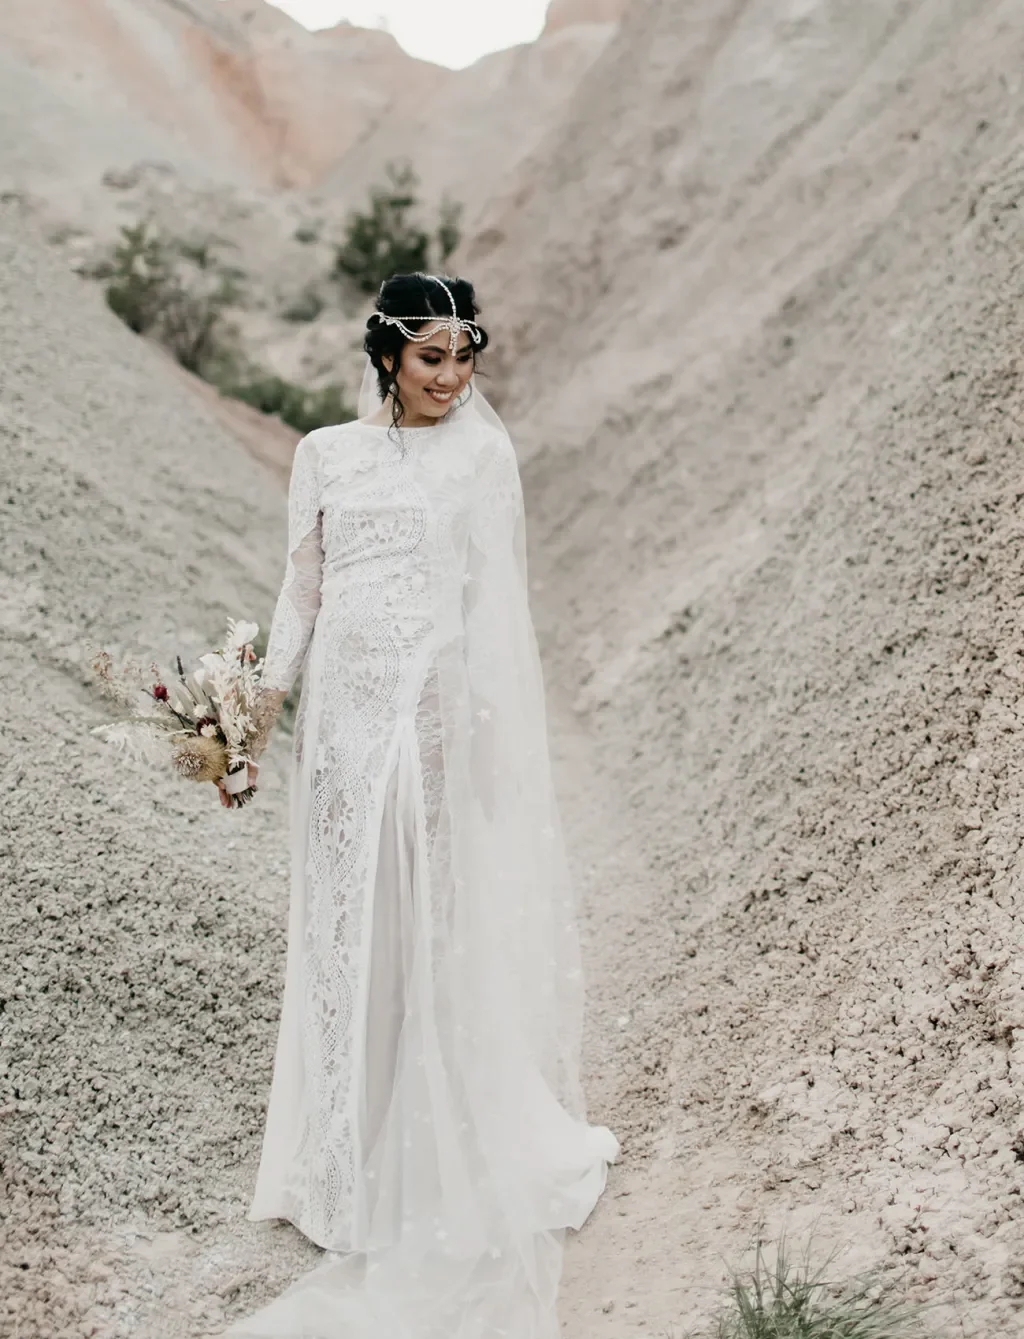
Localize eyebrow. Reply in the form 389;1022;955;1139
421;342;474;355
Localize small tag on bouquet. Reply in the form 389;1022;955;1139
222;763;257;807
223;764;252;796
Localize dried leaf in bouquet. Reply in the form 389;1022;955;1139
88;648;154;708
92;719;178;767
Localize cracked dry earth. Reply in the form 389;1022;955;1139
8;6;1024;1339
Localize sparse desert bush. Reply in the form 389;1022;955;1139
223;374;355;435
436;195;463;265
104;222;174;334
157;283;224;374
704;1238;923;1339
103;223;242;375
176;237;216;270
334;161;465;295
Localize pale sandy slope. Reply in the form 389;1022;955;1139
462;0;1024;1333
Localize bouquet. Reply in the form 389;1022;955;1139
90;618;265;807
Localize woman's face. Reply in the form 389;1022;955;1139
385;322;475;423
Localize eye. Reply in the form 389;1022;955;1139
421;355;441;365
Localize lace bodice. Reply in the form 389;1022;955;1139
260;418;513;698
252;416;516;762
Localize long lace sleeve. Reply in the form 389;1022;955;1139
253;431;324;756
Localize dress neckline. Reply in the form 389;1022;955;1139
355;417;448;433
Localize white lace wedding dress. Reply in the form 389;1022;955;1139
225;390;617;1338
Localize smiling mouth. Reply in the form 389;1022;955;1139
427;389;454;403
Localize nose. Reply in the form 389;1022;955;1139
434;365;458;386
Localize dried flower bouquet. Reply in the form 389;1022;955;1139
90;619;266;808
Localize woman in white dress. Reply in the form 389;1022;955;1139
224;273;618;1338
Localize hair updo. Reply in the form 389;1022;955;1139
363;273;490;431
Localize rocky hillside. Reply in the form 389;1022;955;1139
464;1;1024;1332
222;2;445;187
545;0;626;31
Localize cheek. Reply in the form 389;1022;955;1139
408;359;436;388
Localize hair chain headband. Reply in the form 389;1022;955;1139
369;276;482;354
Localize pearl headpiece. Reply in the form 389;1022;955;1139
369;275;482;355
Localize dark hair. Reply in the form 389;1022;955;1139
363;272;490;431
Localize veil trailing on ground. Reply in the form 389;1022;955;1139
223;353;617;1338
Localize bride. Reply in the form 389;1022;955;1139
219;272;618;1338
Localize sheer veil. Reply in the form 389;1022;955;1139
224;353;618;1339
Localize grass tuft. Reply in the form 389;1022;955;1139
708;1238;924;1339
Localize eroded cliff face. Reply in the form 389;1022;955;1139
0;0;280;189
223;5;447;188
543;0;629;34
321;20;619;229
0;0;441;192
465;2;1024;1331
0;0;626;204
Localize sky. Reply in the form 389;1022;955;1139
266;1;550;69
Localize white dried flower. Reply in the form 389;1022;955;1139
227;619;259;651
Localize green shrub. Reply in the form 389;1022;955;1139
333;162;466;295
158;282;232;375
437;195;463;265
334;161;430;295
104;222;173;334
103;223;241;375
224;375;355;435
176;238;215;270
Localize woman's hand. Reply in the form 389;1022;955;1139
215;761;260;809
